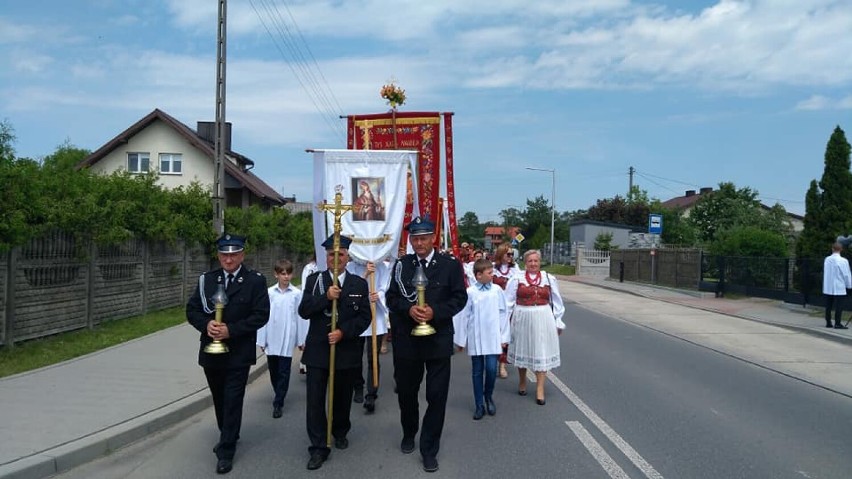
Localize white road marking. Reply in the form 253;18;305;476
566;421;632;479
548;372;665;479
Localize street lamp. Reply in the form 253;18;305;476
525;167;556;265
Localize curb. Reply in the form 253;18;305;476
0;360;268;479
573;279;852;346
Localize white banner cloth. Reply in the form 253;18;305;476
312;149;418;269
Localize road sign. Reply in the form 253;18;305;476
515;233;525;243
648;214;663;235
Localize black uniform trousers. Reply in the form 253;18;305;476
306;366;359;456
204;365;250;460
354;334;384;399
394;355;451;459
825;295;844;326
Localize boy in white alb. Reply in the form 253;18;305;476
454;258;510;420
257;259;306;418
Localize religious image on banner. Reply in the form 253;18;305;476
351;177;385;222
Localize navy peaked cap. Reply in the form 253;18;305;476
217;234;246;253
406;216;435;236
321;235;352;250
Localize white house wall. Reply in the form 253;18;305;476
91;120;215;191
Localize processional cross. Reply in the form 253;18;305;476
315;186;353;448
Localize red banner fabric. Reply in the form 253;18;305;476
348;112;442;224
443;113;460;258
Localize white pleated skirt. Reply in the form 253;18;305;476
507;304;561;371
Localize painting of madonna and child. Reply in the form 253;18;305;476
351;177;386;222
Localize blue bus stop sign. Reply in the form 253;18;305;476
649;214;663;235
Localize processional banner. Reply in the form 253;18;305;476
347;112;442;227
312;149;418;269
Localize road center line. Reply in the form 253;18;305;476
548;372;664;479
566;421;632;479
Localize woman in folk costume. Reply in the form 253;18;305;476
491;243;521;378
505;249;565;405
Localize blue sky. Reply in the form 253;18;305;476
2;0;852;221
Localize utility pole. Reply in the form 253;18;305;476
628;166;634;202
212;0;228;235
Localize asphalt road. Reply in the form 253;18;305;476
53;299;852;479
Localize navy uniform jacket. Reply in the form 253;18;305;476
298;270;371;369
386;252;467;360
186;267;270;369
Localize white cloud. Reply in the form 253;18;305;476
10;50;53;74
0;17;40;44
795;95;831;110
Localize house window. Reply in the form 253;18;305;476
127;153;150;173
159;153;182;174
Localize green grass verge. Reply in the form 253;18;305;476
0;307;186;379
544;264;575;276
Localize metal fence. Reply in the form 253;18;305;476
609;249;702;289
606;249;829;307
1;231;307;346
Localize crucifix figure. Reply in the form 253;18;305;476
315;185;354;448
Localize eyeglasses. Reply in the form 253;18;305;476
506;253;514;257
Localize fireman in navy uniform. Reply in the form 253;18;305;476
298;235;371;470
386;216;467;473
186;234;270;475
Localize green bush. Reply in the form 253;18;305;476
709;226;788;258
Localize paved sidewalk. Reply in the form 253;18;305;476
1;277;849;479
0;324;267;479
566;275;852;344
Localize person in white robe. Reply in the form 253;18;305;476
257;259;306;418
454;259;510;420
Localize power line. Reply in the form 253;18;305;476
249;0;346;142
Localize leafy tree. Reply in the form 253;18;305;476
458;211;482;245
796;126;852;261
594;232;615;251
687;182;763;244
0;119;15;164
627;185;650;204
585;195;650;229
521;195;551;241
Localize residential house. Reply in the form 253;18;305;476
483;225;520;251
77;109;285;209
661;188;804;232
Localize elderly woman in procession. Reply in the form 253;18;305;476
505;249;565;405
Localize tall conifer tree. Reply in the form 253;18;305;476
796;126;852;261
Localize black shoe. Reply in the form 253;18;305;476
518;389;527;396
536;398;546;406
485;398;496;416
353;389;364;403
216;458;233;474
827;323;835;328
835;324;849;329
423;455;439;473
334;436;349;450
272;406;282;418
364;396;375;413
306;453;326;470
473;405;485;420
400;437;415;454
